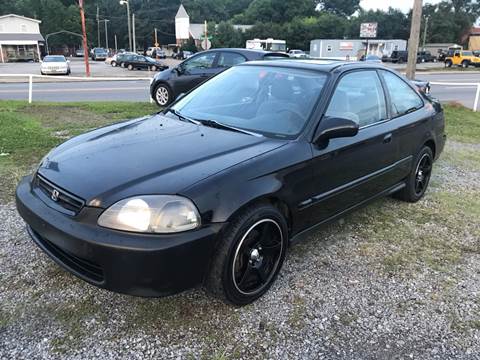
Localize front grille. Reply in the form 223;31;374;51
29;227;104;284
35;174;84;215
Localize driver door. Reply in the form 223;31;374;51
304;70;401;227
174;52;219;94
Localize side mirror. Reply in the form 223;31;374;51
314;116;359;145
175;64;184;74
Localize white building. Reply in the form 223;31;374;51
175;4;252;50
310;39;407;60
0;14;44;62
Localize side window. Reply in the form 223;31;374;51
380;71;423;117
325;70;387;127
217;52;246;68
183;52;216;72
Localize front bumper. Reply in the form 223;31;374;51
15;175;223;297
41;68;69;75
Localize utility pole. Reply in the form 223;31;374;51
103;19;110;50
78;0;90;76
204;20;208;50
114;34;118;52
154;28;158;47
132;13;136;53
96;6;100;47
406;0;423;79
422;16;429;51
120;0;132;51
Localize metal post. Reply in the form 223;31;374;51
104;19;109;50
474;84;480;112
132;13;136;53
406;0;423;79
0;44;4;63
28;75;33;103
97;6;100;47
115;34;118;52
422;16;429;51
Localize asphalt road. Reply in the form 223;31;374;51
0;69;479;109
0;80;152;102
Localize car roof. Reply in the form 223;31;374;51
240;59;391;73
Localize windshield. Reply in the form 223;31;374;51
269;43;286;52
43;56;66;62
172;65;327;138
95;49;107;54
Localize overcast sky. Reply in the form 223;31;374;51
360;0;442;12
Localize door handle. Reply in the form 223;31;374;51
383;133;393;144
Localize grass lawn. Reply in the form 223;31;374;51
0;101;158;201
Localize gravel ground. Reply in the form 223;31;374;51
1;140;479;360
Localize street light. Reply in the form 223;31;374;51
119;0;132;51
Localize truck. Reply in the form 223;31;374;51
246;38;286;52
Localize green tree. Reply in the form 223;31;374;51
316;0;360;17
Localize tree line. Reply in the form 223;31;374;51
0;0;478;51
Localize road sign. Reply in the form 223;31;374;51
360;23;378;38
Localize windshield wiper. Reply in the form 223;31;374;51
196;119;263;137
165;108;201;125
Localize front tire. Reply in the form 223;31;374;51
153;83;172;107
395;146;433;202
127;64;134;71
111;61;117;67
150;65;157;71
462;60;469;68
445;60;452;68
206;203;288;305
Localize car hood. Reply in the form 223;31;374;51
38;114;285;207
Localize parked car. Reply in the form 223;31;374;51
360;54;382;63
91;48;108;61
157;50;167;59
288;49;307;58
150;48;289;106
445;50;480;68
173;50;194;60
122;54;168;71
411;79;431;94
40;55;71;75
75;48;84;57
382;50;408;63
109;52;135;67
417;51;436;63
16;60;446;305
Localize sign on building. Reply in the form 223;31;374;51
360;23;378;38
339;42;354;51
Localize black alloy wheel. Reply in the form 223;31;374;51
232;219;283;296
206;204;288;305
394;146;433;202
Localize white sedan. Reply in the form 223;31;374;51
40;55;71;75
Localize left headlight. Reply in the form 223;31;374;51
97;195;201;233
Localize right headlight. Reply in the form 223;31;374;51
97;195;201;233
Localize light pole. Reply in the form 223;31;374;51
422;16;429;51
119;0;132;52
101;19;110;50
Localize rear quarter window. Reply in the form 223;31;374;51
380;70;424;117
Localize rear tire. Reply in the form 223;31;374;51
445;60;452;68
150;65;157;71
111;61;117;67
462;60;469;68
127;64;134;71
205;203;288;305
394;146;433;203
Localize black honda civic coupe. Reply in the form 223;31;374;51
16;60;446;305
